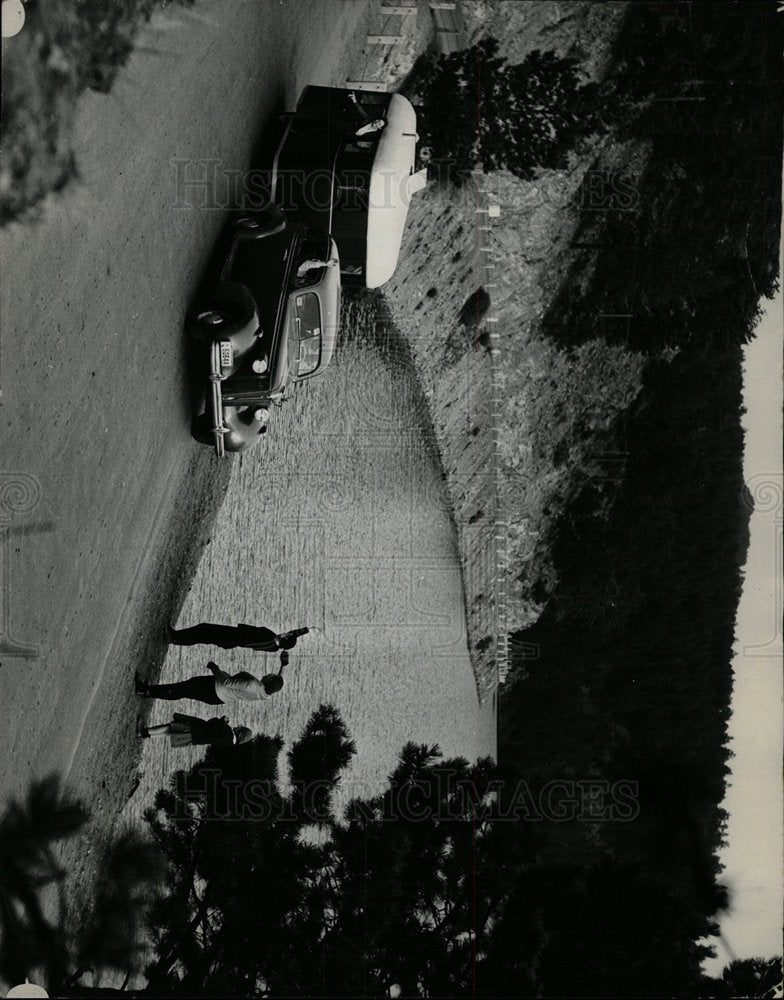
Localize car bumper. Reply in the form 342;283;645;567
207;342;271;455
209;341;230;457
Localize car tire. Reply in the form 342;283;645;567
191;411;215;446
187;301;238;341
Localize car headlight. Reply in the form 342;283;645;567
252;356;268;374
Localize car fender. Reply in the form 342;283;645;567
234;205;287;241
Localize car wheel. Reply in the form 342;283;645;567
191;411;216;446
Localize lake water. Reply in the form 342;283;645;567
124;302;496;826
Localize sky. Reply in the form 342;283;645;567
701;277;783;974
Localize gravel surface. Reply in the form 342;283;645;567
125;317;496;835
0;0;371;808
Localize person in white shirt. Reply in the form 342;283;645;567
296;257;338;283
135;661;283;705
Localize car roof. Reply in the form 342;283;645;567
366;93;424;288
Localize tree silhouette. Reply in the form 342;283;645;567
0;775;165;994
410;38;600;184
699;957;783;999
287;704;357;825
143;710;358;995
143;709;530;997
0;775;86;988
500;340;754;990
542;0;782;353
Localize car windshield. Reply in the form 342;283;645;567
292;291;322;377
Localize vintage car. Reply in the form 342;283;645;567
271;86;427;288
188;206;340;456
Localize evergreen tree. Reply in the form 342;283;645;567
500;343;751;993
543;0;782;352
412;38;599;183
144;711;532;997
699;956;783;999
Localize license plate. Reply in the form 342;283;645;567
219;341;233;368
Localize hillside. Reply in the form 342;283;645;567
376;0;643;696
494;344;755;997
370;0;780;708
361;5;783;982
490;2;780;991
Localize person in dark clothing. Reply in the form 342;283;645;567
136;714;252;748
135;663;284;706
168;623;309;653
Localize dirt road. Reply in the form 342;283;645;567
0;0;368;813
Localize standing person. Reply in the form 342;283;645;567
168;622;309;654
137;714;252;748
135;660;284;706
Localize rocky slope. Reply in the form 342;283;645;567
353;1;646;698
